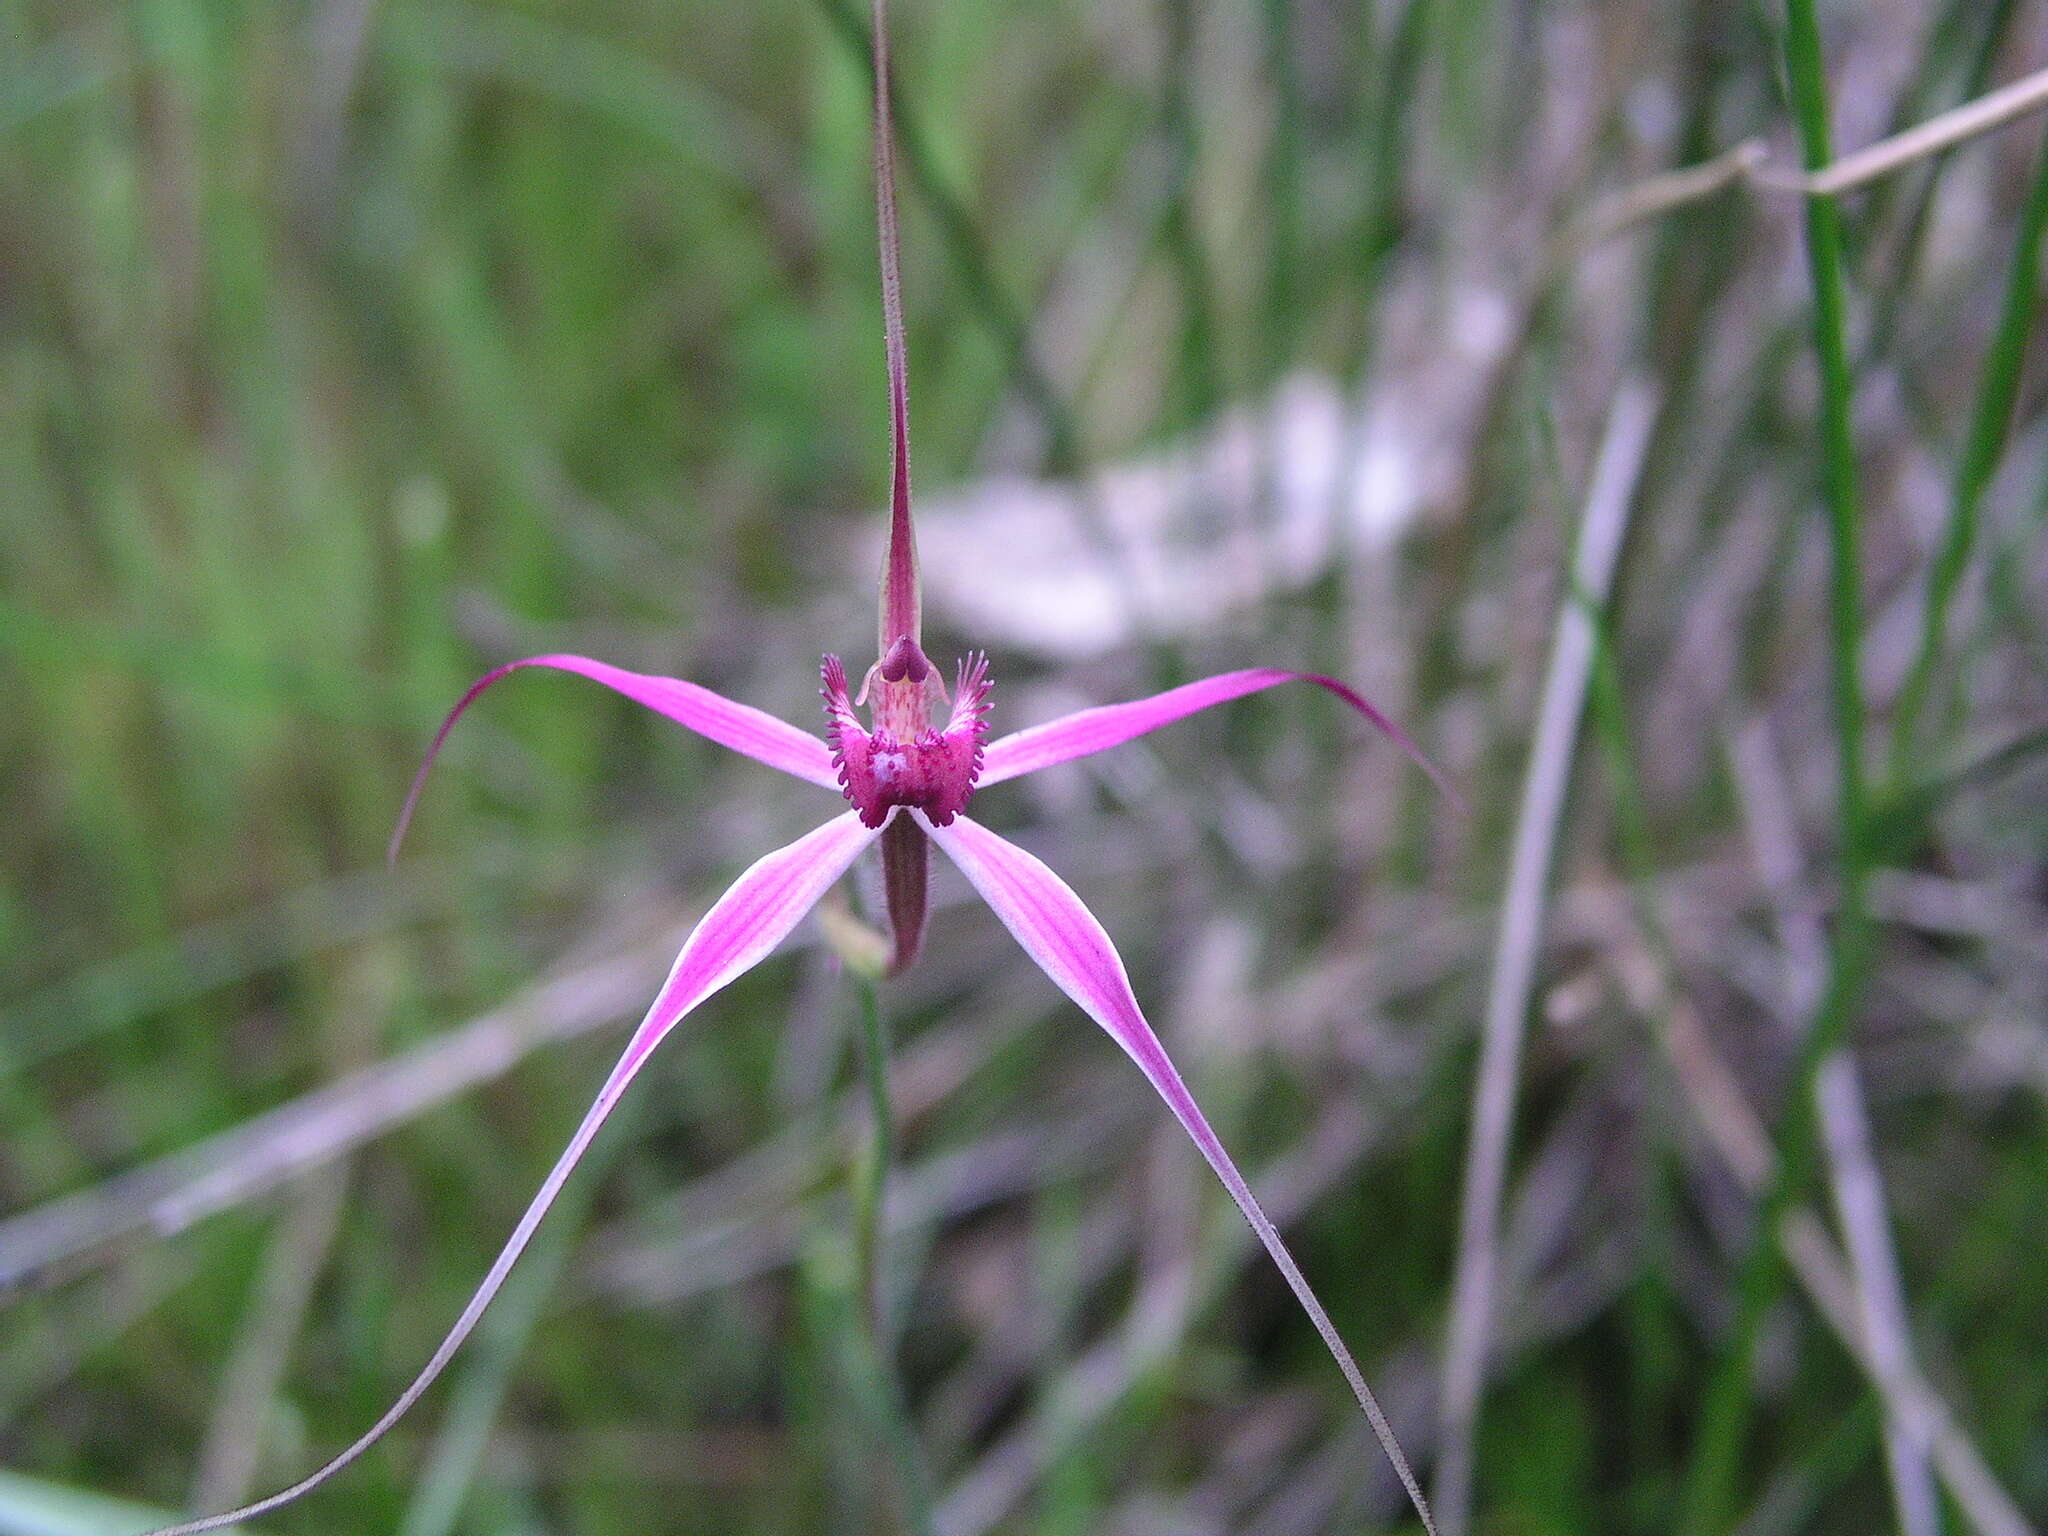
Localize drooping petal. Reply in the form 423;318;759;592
879;814;929;975
917;810;1437;1536
614;812;880;1075
391;655;841;862
977;667;1459;805
139;813;880;1536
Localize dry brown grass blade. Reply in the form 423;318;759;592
1798;61;2048;196
1579;61;2048;249
1729;721;1940;1536
186;1166;351;1514
0;924;676;1297
1434;378;1660;1536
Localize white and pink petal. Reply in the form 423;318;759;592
392;654;842;860
977;666;1455;805
917;809;1436;1535
139;813;879;1536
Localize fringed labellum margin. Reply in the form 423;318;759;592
822;645;991;974
822;647;990;830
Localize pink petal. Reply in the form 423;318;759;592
139;813;879;1536
391;654;841;862
616;812;878;1075
977;667;1459;806
917;810;1437;1536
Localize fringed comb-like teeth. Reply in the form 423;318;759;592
821;655;861;737
821;653;892;828
917;653;993;826
820;654;875;816
947;651;993;735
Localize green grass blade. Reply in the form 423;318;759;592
1676;5;1873;1531
1884;111;2048;787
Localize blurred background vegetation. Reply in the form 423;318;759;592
2;0;2045;1533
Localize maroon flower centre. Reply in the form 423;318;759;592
822;645;991;829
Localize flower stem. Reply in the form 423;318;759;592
846;973;935;1536
851;973;893;1331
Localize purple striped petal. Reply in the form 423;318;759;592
978;667;1459;805
139;813;878;1536
918;810;1437;1536
391;654;841;862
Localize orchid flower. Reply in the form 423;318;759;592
137;5;1448;1533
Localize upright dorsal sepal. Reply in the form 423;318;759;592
871;0;919;653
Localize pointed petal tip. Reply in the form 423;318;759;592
385;813;413;871
1304;671;1466;815
384;659;529;868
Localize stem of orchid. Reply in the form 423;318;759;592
837;1320;936;1536
851;973;893;1333
845;973;936;1536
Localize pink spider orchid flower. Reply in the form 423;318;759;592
136;5;1451;1533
